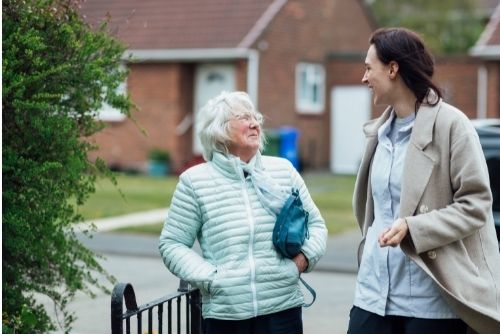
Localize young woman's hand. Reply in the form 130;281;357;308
379;218;409;247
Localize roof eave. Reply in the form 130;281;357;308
238;0;288;48
123;48;252;62
469;45;500;60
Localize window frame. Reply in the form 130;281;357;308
295;62;325;114
96;65;128;122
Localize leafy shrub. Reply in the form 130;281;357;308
148;148;171;162
2;0;131;332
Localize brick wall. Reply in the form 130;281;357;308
434;57;482;119
486;62;500;118
89;62;195;172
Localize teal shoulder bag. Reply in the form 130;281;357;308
272;188;316;307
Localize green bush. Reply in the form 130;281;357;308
148;148;171;162
2;0;131;332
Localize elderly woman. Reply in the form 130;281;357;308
159;91;327;334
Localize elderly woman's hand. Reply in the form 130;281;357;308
293;252;309;273
378;218;409;247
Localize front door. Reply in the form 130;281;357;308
193;63;236;154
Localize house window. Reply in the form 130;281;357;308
96;66;127;122
295;63;325;114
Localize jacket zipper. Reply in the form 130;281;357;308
242;179;258;317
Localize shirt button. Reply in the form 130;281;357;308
419;205;429;214
427;250;437;259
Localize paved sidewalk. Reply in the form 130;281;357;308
77;208;361;273
74;208;168;232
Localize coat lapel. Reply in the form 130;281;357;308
399;102;441;217
353;108;392;233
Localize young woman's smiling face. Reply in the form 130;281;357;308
362;44;394;106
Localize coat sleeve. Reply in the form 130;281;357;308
290;166;328;272
406;129;493;254
158;172;216;289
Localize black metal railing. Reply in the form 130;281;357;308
111;280;202;334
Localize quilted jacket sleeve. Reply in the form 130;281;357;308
290;166;328;272
158;172;216;288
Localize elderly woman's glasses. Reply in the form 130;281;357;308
234;113;262;123
217;97;263;124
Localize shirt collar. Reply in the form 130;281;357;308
377;108;416;142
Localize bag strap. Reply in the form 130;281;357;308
299;277;316;307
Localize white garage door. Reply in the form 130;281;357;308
330;85;371;174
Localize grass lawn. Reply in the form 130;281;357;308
78;172;358;235
303;173;358;235
76;174;177;219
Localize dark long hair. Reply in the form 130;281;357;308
369;27;442;106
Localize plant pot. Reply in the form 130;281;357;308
148;160;170;176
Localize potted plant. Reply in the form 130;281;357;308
147;148;170;176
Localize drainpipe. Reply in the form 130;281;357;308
477;65;488;119
247;49;259;108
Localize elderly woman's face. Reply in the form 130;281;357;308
227;110;261;161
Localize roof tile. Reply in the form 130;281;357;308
80;0;276;49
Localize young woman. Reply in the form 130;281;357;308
349;27;500;334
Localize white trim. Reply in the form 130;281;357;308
123;48;251;62
247;49;260;108
470;45;500;59
477;65;488;119
238;0;288;48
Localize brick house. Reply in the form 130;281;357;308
81;0;376;173
82;1;497;174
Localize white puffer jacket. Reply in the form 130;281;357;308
159;152;327;320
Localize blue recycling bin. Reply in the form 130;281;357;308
279;127;300;170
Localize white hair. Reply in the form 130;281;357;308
197;91;266;161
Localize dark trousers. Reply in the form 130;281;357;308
203;307;302;334
347;306;467;334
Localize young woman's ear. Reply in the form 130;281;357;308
389;61;399;79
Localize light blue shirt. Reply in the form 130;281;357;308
353;110;457;319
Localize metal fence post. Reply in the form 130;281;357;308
190;289;202;334
111;283;138;334
111;280;201;334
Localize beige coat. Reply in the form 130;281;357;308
353;100;500;334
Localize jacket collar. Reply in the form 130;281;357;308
363;98;442;150
210;151;263;180
411;101;440;150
